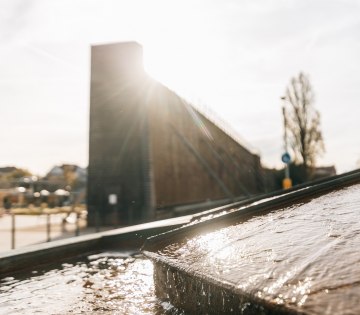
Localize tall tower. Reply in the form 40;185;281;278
88;41;264;227
87;42;153;226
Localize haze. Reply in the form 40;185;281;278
0;0;359;175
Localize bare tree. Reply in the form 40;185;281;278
283;72;325;176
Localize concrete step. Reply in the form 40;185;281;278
143;170;360;314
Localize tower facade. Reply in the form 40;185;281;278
88;42;154;226
88;42;263;226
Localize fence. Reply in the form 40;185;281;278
7;206;86;249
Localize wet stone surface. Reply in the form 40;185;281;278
158;184;360;315
0;252;183;315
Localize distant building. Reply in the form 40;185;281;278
0;167;17;189
43;164;87;205
0;166;17;174
0;164;87;208
311;166;337;180
45;164;87;192
87;42;264;226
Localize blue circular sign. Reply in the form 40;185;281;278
281;152;291;164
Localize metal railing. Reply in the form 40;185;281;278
188;101;259;155
8;206;86;249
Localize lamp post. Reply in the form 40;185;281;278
281;97;292;189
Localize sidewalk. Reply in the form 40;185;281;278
0;212;110;252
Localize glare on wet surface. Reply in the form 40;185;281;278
0;252;181;315
158;184;360;314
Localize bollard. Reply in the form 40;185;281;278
11;212;15;249
75;212;80;236
61;214;66;233
46;213;51;242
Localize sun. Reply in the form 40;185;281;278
142;42;213;102
143;45;186;90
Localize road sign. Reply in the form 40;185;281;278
108;194;117;205
281;152;291;164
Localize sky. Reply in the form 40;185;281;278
0;0;359;176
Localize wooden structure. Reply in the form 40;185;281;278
87;42;263;226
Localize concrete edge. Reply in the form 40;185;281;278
143;170;360;252
190;168;360;221
142;170;360;314
144;251;304;315
0;215;193;275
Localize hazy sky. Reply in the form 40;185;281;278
0;0;359;175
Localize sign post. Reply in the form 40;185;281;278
281;103;292;189
282;152;292;189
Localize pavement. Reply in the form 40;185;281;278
0;210;108;252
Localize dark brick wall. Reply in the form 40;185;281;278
88;42;264;226
147;85;263;208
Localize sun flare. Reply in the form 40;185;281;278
142;40;221;102
143;46;189;92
